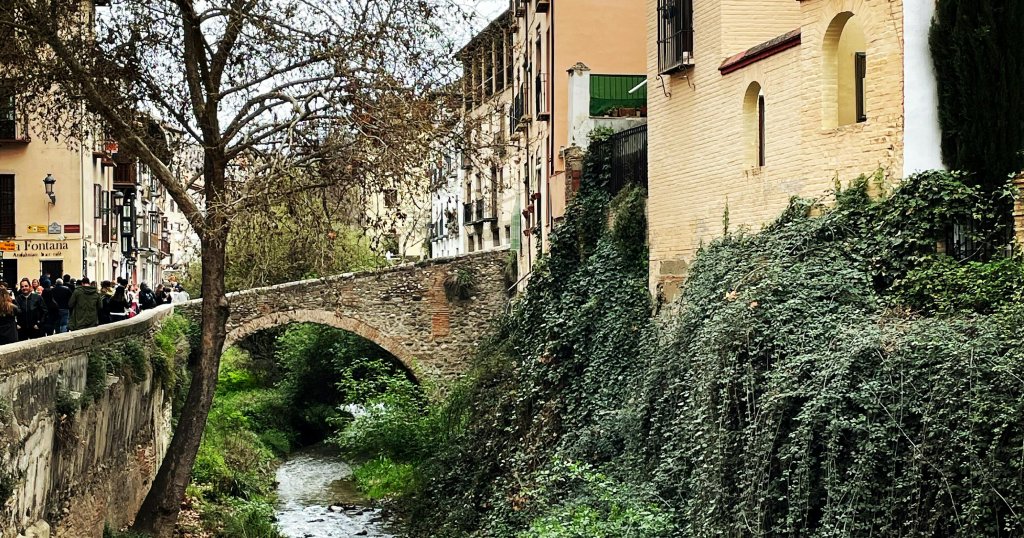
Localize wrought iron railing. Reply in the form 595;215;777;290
657;0;694;74
943;220;1014;261
535;73;549;119
591;124;648;196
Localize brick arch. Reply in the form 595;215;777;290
224;309;423;379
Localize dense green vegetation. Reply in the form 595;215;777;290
336;157;1024;537
931;1;1024;195
181;323;419;536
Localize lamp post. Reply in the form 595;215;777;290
43;174;56;204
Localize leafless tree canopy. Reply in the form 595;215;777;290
0;0;463;236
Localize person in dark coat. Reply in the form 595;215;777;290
39;278;59;336
14;279;46;340
51;278;73;333
68;278;102;331
107;286;130;323
0;285;19;345
138;283;157;310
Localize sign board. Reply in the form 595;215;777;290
48;222;61;234
63;224;81;234
27;225;46;233
0;242;15;252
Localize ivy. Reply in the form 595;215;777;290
402;166;1024;537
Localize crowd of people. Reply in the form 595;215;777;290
0;274;190;346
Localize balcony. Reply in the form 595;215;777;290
463;198;498;226
535;73;550;121
657;0;695;74
513;0;525;17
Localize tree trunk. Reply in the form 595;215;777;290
132;209;230;536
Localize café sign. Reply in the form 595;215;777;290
9;240;71;258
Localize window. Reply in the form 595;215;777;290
855;52;867;123
823;12;866;127
743;83;766;167
0;86;15;140
93;184;102;218
0;175;14;238
384;189;398;208
657;0;694;74
758;94;766;167
102;191;111;243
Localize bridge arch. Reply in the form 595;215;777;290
224;309;421;379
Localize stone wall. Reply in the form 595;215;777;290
0;308;177;538
176;249;511;391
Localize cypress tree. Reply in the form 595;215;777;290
930;1;1024;195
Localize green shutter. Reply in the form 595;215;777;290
589;75;647;116
510;197;521;251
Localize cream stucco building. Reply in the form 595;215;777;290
459;1;647;281
647;0;944;301
0;110;121;286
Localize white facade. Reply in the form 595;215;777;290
566;62;647;151
903;0;945;175
428;152;465;258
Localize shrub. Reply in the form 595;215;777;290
353;456;418;501
891;254;1024;314
444;268;477;301
519;460;672;538
118;339;148;383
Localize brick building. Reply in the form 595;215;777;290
647;0;944;301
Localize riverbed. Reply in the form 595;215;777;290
275;445;395;538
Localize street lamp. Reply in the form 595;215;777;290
43;174;56;204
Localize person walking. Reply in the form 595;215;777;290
14;279;46;340
138;283;158;311
170;285;190;304
39;278;59;336
68;278;102;331
0;285;19;345
98;281;114;325
107;286;130;323
154;284;170;305
51;278;73;333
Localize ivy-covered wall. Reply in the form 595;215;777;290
402;156;1024;536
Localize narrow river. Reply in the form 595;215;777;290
275;445;396;538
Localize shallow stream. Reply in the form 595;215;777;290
274;445;396;538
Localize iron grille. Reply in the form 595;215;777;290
0;175;13;238
591;125;648;197
657;0;694;74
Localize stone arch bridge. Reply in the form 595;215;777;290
177;248;511;386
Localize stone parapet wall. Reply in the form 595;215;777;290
0;308;176;538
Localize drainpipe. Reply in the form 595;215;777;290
80;103;88;279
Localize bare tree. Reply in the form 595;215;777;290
0;0;462;534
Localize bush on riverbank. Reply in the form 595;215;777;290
186;347;286;537
393;165;1024;537
184;325;420;536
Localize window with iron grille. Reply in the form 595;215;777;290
0;87;16;140
0;175;14;238
657;0;694;74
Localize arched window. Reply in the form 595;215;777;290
743;82;765;167
822;12;867;128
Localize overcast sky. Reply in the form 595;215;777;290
454;0;509;43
